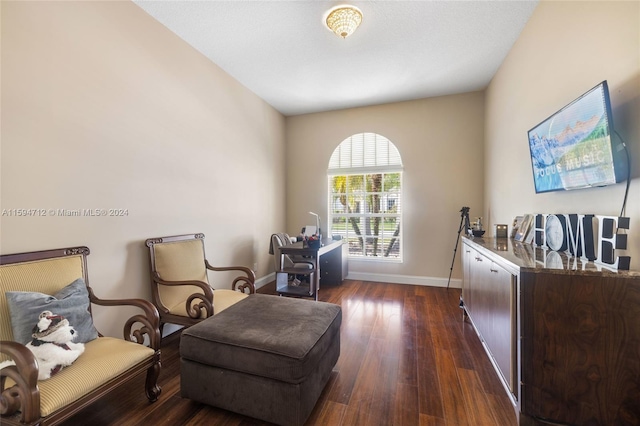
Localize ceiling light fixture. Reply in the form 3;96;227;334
325;5;363;39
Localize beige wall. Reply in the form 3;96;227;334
485;1;640;265
0;1;286;337
286;93;485;285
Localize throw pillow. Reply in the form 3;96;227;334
6;277;99;344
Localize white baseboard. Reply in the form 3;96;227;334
252;271;461;289
345;271;462;288
254;272;275;290
162;323;183;337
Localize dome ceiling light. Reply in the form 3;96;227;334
325;5;363;39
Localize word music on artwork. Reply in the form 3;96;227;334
532;213;631;270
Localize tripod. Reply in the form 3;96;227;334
447;207;470;289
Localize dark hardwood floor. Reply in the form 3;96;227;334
61;280;517;426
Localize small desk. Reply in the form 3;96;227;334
277;238;347;300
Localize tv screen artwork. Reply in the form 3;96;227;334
528;81;623;193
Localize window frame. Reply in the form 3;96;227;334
327;133;403;262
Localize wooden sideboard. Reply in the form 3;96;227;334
461;236;640;425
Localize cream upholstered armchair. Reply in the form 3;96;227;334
145;233;255;332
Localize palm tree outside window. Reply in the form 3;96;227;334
328;133;403;260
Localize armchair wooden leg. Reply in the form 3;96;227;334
145;354;162;402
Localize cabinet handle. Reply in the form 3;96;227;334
475;257;483;262
490;268;498;273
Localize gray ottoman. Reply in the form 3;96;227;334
180;294;342;426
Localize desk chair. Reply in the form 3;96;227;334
269;233;314;285
145;233;255;333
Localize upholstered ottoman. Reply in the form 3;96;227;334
180;294;342;426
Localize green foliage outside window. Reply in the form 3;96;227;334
330;173;401;258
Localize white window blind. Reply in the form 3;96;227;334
328;133;403;175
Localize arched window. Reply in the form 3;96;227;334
328;133;403;260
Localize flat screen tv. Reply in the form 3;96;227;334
527;81;627;193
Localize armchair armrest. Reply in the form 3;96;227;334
1;341;40;423
205;261;256;294
151;273;214;319
87;287;162;351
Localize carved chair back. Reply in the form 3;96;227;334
0;247;90;361
147;234;209;314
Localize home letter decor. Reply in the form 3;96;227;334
531;213;630;270
595;215;630;270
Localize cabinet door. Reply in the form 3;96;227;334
481;260;516;394
462;244;473;312
319;243;343;286
466;246;487;326
470;252;516;395
467;248;487;337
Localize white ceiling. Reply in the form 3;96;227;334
133;1;539;116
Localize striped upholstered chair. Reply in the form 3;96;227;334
145;233;255;333
0;246;161;426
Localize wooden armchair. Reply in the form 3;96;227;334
145;233;255;331
0;246;161;426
